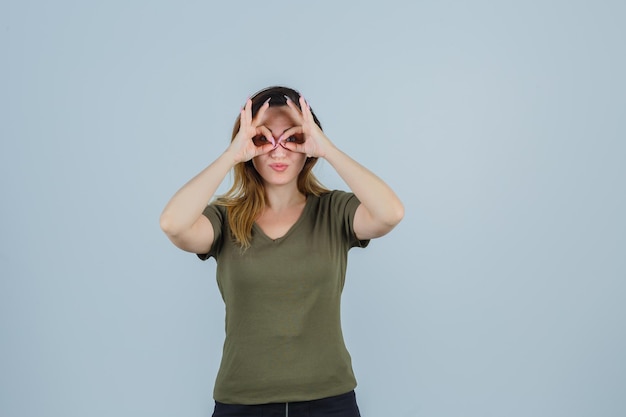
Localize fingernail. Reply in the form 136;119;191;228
264;97;271;105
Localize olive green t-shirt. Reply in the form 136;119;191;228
198;190;369;405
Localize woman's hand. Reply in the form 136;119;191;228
227;98;276;163
278;96;334;158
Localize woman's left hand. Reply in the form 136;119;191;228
277;96;334;158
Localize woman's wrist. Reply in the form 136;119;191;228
222;147;243;166
320;141;343;164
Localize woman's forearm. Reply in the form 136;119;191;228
160;150;236;236
324;145;404;229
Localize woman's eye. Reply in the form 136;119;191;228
285;134;305;144
252;135;269;147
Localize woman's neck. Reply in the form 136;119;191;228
264;184;306;212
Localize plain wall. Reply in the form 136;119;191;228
2;1;625;416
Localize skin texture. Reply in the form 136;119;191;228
250;105;309;240
160;94;404;255
251;106;308;190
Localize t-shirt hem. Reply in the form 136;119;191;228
213;382;358;405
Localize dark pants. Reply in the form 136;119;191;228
212;390;362;417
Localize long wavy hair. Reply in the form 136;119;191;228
215;86;329;249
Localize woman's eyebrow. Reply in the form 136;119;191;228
267;127;292;135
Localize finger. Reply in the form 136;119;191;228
257;125;276;147
278;128;307;154
253;98;272;125
253;137;278;156
277;126;303;146
256;143;276;155
241;98;252;125
280;141;308;155
284;95;304;121
299;96;312;124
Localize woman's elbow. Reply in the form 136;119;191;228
159;211;181;238
373;203;405;238
387;201;405;228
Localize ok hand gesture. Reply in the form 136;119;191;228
278;96;334;159
228;98;276;163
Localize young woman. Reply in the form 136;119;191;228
160;86;404;417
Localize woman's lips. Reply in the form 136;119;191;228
269;163;288;172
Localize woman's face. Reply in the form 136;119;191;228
252;106;307;187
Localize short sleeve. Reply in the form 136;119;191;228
328;190;370;249
196;203;225;260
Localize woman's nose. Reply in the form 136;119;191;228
269;143;287;157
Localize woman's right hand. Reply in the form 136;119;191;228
227;98;275;163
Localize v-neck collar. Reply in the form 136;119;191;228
252;194;313;243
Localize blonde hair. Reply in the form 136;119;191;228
215;86;329;249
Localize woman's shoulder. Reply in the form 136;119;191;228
316;189;357;204
315;189;353;201
203;201;229;222
310;190;359;214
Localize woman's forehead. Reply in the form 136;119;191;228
258;106;297;127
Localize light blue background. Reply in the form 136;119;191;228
2;1;625;416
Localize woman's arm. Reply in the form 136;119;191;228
281;97;404;240
160;99;275;253
324;146;404;240
159;152;236;253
